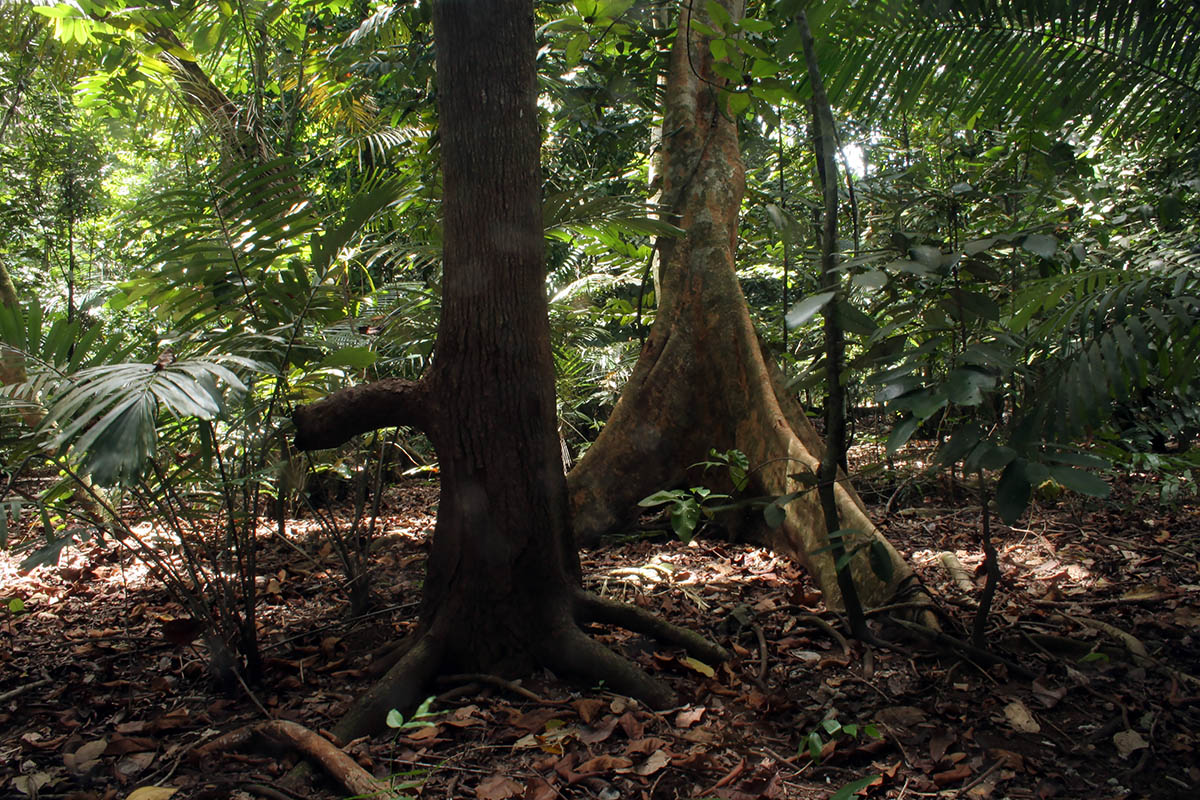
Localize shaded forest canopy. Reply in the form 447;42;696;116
1;0;1199;798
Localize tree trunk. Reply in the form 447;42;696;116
566;0;918;610
292;0;725;742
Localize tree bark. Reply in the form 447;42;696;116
566;0;919;610
293;0;725;741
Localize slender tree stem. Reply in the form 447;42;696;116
798;9;867;637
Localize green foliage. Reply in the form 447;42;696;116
637;449;753;542
815;1;1200;148
800;714;883;763
830;773;884;800
385;695;441;731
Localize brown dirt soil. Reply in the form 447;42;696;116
2;449;1198;799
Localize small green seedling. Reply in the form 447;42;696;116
637;449;750;542
801;716;882;763
829;773;883;800
385;695;441;731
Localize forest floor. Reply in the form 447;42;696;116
2;444;1199;800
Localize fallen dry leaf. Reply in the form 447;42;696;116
929;729;956;764
12;772;52;795
577;716;619;744
572;698;607;724
1031;680;1067;709
522;776;557;800
475;774;523;800
444;705;483;727
115;751;156;780
875;705;926;729
617;711;644;739
625;736;669;756
575;754;633;773
633;749;671;776
987;747;1025;771
125;787;178;800
64;737;107;772
509;708;561;732
107;736;159;755
1003;700;1041;734
405;724;440;741
932;763;972;786
1113;729;1149;759
674;706;706;729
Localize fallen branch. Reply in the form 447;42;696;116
751;622;769;688
0;677;50;703
194;720;392;798
938;552;976;595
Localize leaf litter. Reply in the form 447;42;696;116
0;459;1198;799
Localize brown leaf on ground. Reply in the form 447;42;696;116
929;729;956;764
522;776;557;800
933;763;972;786
632;749;671;776
625;736;669;755
1003;700;1041;734
616;711;644;739
475;774;523;800
571;698;606;723
509;708;561;732
444;705;483;727
577;715;619;744
876;705;927;728
575;754;633;774
674;706;706;728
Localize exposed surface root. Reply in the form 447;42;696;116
331;600;716;742
332;632;444;743
194;720;388;798
537;625;677;709
891;617;1038;680
574;590;730;665
436;673;553;704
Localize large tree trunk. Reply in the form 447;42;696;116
567;0;917;610
293;0;725;742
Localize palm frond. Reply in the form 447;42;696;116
817;0;1200;147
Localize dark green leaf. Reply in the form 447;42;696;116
869;539;895;583
937;427;982;466
996;459;1031;524
671;501;701;543
18;531;78;573
1022;234;1058;259
1048;466;1111;497
829;774;882;800
945;367;996;406
886;415;920;455
785;291;836;329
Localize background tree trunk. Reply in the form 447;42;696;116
566;0;918;610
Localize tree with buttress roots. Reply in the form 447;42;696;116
292;0;726;741
567;0;926;612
